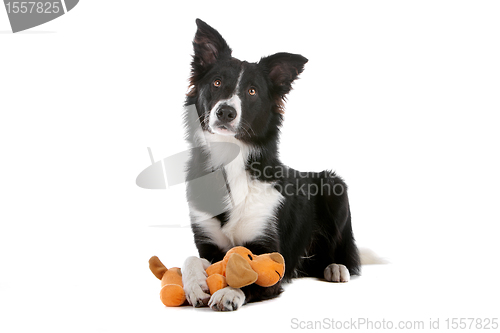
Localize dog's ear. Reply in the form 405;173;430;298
192;19;232;69
259;52;308;97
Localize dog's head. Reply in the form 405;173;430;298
186;19;307;144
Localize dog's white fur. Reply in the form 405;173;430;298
191;133;284;248
324;263;350;282
208;70;245;136
208;286;245;311
182;256;211;306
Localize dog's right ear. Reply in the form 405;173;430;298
259;53;308;96
192;19;232;69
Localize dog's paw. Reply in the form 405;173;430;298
182;256;211;307
184;279;211;307
324;263;350;282
208;287;245;311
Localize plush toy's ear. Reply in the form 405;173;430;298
259;52;308;97
149;256;168;280
192;19;232;69
225;253;258;288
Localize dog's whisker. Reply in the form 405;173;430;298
238;123;251;138
239;119;256;137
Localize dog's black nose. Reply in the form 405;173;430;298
216;106;237;123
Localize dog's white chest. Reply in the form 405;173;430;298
190;134;283;249
221;169;283;246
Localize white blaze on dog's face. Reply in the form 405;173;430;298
186;19;308;144
207;70;244;137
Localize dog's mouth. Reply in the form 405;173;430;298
210;123;237;136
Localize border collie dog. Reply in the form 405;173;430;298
182;19;360;311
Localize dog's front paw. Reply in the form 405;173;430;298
324;263;350;282
182;256;211;307
208;287;245;311
184;279;211;307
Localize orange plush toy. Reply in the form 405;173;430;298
205;246;285;294
149;246;285;307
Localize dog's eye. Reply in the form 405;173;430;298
213;79;222;88
248;87;257;96
248;254;253;261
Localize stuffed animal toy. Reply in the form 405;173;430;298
149;246;285;307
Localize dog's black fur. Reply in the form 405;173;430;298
184;19;360;304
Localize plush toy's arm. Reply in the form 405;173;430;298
206;261;223;276
205;260;227;294
206;274;227;294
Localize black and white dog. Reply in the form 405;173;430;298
181;19;360;311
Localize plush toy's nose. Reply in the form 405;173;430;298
270;253;284;264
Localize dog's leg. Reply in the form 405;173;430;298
182;256;212;307
324;263;350;282
208;286;245;311
307;173;360;281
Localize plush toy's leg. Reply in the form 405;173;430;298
160;267;186;307
206;273;227;295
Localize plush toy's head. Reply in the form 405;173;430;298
208;246;285;289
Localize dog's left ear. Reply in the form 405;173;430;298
259;52;308;96
192;19;232;69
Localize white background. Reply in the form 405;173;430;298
1;1;499;332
